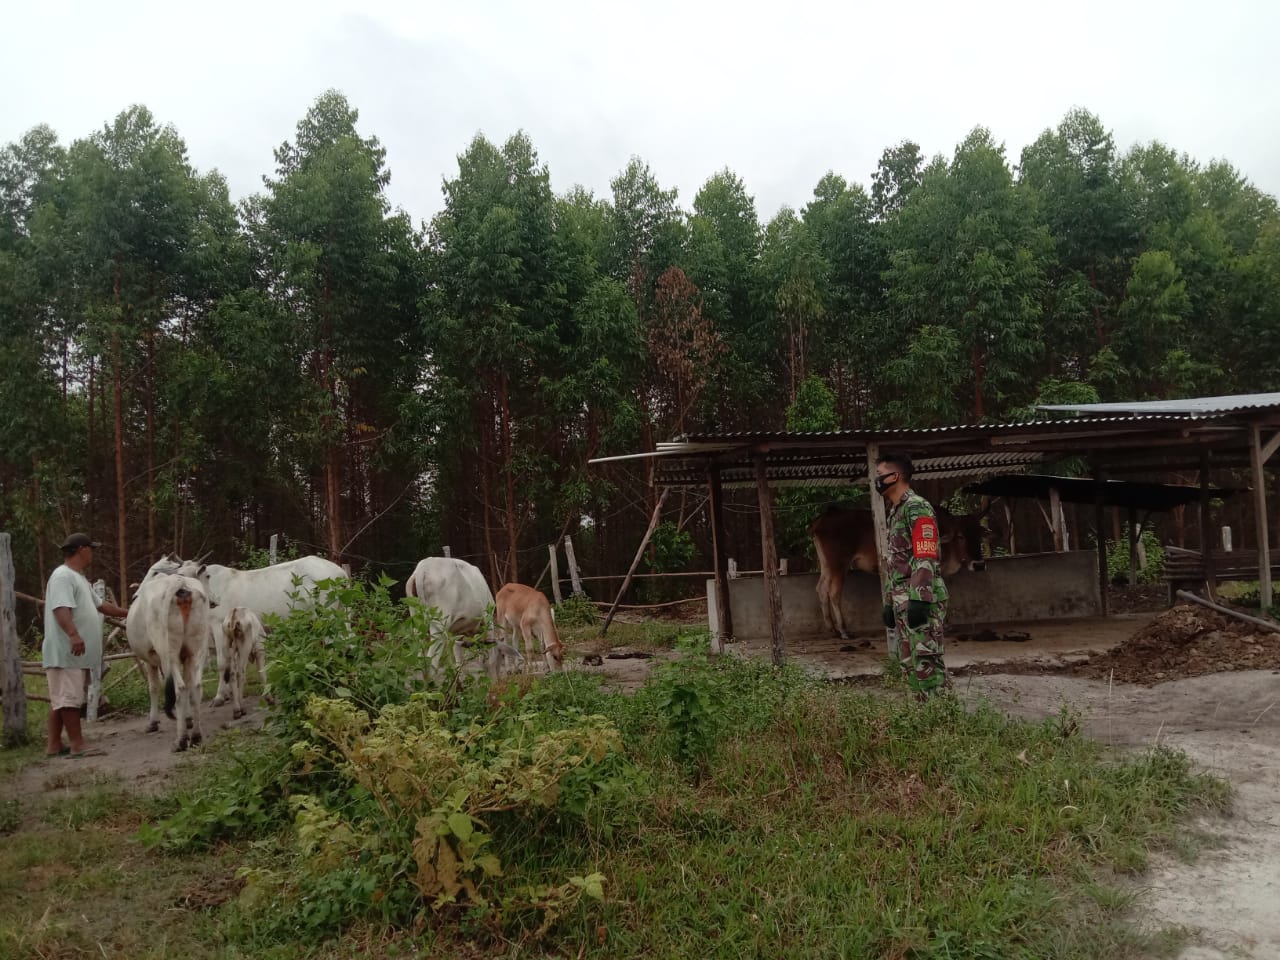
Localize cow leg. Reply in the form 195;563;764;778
826;573;850;640
139;659;163;733
253;639;271;704
210;625;230;706
231;644;246;719
188;652;206;746
173;673;190;752
815;568;833;635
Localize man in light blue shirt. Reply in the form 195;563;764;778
43;533;129;757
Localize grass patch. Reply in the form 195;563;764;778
0;585;1234;959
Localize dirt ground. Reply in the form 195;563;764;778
7;606;1279;958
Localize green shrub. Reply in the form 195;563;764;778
1105;526;1166;584
553;593;598;627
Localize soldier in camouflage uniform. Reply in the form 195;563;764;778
875;453;948;699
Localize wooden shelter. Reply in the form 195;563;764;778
590;393;1280;664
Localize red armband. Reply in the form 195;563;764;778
912;517;939;559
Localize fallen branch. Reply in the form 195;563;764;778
1175;590;1280;634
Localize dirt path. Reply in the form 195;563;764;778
962;670;1280;960
6;694;264;810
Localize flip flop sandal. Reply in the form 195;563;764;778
66;748;107;759
45;746;71;758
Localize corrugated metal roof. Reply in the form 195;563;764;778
1036;393;1280;416
656;451;1045;489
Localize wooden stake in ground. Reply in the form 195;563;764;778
547;543;563;604
600;488;671;637
1;533;28;745
564;536;585;597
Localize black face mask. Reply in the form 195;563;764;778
874;472;897;494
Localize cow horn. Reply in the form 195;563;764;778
193;551;212;565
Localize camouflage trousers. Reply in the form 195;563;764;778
890;594;948;698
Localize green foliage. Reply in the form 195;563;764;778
235;536;300;570
1106;527;1167;584
553;593;598;627
640;521;696;602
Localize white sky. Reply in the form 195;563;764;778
3;0;1278;227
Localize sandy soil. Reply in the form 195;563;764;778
959;671;1280;960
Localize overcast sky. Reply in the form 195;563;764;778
4;0;1277;227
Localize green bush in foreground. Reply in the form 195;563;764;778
137;584;1230;957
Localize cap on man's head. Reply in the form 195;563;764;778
61;532;101;552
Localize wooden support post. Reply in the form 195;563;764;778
866;444;894;658
1003;501;1016;556
1093;467;1109;617
1251;424;1273;610
727;558;738;579
707;468;733;651
269;534;278;565
600;488;670;637
548;544;563;604
755;457;785;666
1049;487;1064;553
563;536;584;597
1;533;27;745
1127;507;1139;588
442;545;451;559
1200;451;1217;601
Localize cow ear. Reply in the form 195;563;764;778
198;564;207;576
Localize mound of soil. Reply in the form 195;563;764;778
1075;603;1280;684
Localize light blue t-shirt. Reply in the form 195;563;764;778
42;564;103;669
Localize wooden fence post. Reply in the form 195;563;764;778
1;533;28;745
563;536;584;597
442;545;451;558
548;544;563;604
269;534;279;565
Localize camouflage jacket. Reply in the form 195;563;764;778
883;489;947;605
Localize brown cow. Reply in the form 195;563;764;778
495;583;565;671
809;505;986;641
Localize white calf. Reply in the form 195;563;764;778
221;607;267;719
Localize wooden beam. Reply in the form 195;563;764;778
1;533;27;746
1261;428;1280;465
1127;507;1139;587
754;457;785;667
866;444;894;658
1251;424;1273;610
707;468;733;652
1200;451;1218;601
1049;487;1064;552
1093;466;1109;617
600;488;670;637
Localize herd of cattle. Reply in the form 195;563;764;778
120;505;985;751
124;554;563;751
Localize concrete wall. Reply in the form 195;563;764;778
707;550;1101;641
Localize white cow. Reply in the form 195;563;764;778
144;554;346;706
495;582;565;671
221;607;267;720
126;571;211;751
405;557;522;679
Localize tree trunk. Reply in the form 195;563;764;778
87;355;96;531
1090;256;1105;345
111;329;128;604
499;371;518;583
146;331;156;563
31;453;45;587
479;393;500;588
